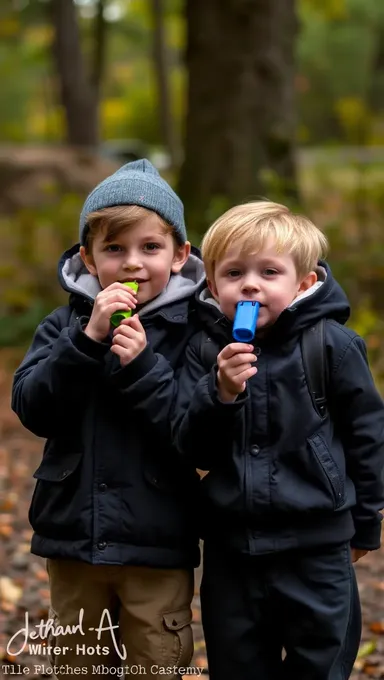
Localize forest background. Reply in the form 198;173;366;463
0;0;384;389
0;2;384;677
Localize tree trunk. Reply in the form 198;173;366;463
150;0;180;173
179;0;298;234
92;0;108;103
49;0;99;148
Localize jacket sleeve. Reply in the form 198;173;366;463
105;310;199;441
171;335;248;471
12;310;110;438
107;343;178;441
332;333;384;550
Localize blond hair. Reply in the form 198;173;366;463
84;205;173;252
201;201;328;280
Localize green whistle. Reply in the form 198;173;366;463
110;281;139;327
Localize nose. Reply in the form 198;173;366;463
241;274;260;295
122;250;143;271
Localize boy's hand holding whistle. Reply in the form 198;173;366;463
110;282;147;367
84;281;138;343
217;302;259;403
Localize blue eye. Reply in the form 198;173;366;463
264;268;278;275
144;243;160;251
227;270;241;277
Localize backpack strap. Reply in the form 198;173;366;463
200;332;219;371
301;318;328;419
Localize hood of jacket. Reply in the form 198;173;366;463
58;243;206;317
195;261;350;347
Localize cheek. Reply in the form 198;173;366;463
215;278;231;294
145;257;173;289
221;281;238;300
150;261;169;280
270;286;297;309
96;255;116;269
217;283;238;317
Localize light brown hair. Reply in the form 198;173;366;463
84;205;174;252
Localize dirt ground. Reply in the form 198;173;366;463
0;354;383;679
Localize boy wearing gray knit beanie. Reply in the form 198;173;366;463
12;160;205;678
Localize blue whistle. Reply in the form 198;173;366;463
233;301;260;342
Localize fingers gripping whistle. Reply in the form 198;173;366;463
232;301;260;342
110;281;139;327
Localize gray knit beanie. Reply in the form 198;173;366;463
79;158;186;245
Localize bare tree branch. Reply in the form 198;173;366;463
49;0;98;147
150;0;180;172
92;0;108;100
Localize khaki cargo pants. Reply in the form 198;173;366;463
46;559;194;679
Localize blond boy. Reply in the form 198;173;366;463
173;201;384;680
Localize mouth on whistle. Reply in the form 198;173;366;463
238;301;264;307
232;300;260;342
120;278;147;284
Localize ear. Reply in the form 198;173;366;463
207;278;219;301
297;270;317;294
80;245;98;277
171;240;191;273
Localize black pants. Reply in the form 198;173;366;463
201;541;361;680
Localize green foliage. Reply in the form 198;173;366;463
0;0;186;146
297;0;384;144
0;0;384;390
0;301;55;347
0;189;81;346
296;154;384;387
1;0;384;147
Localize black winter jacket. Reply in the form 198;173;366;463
172;262;384;555
12;244;205;568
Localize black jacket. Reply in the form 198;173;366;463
172;262;384;555
12;244;205;568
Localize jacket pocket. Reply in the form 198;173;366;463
307;434;344;509
29;450;84;535
33;449;83;482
